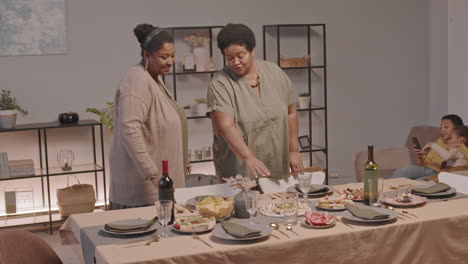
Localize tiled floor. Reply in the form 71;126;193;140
37;175;356;264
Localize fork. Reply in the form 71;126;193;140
123;235;160;248
192;232;213;248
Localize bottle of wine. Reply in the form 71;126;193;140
363;145;379;204
159;160;175;224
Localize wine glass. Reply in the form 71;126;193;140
243;190;259;224
155;200;173;237
297;172;312;204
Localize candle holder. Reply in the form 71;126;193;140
57;149;75;171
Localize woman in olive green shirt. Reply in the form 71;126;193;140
207;23;303;180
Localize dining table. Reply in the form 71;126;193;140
59;177;468;264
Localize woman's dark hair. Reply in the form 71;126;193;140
133;23;173;56
217;23;256;55
453;126;468;147
442;114;464;127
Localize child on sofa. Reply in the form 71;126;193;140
422;126;468;168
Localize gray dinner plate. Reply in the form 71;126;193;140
342;206;397;223
211;223;272;241
410;185;456;198
286;184;334;197
101;219;158;236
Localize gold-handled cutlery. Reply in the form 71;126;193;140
192;233;213;248
123;235;160;248
269;222;290;238
402;210;418;218
336;217;354;229
286;226;299;236
384;206;411;219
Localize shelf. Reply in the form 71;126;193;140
0;164;103;181
190;159;213;164
298;105;326;111
170;70;219;76
0;119;101;133
281;65;325;70
300;145;326;153
187;115;209;120
168;25;224;30
264;24;326;28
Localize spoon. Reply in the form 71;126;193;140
402;210;418;218
285;226;299;236
269;222;290;238
384;206;409;219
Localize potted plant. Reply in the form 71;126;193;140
0;90;28;129
86;102;114;131
298;92;310;109
193;97;208;117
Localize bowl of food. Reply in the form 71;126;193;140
173;215;216;233
396;192;412;203
195;196;234;220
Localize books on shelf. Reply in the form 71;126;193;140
0;152;10;178
8;159;35;178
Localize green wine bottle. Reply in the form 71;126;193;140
363;145;379;204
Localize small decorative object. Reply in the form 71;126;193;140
0;89;28;129
58;112;79;124
202;146;211;159
184;32;209;72
206;57;217;71
298;92;310;109
298;135;311;150
187;149;192;161
57;149;75;171
279;54;311;68
56;175;96;217
223;174;258;218
3;186;35;214
182;54;196;71
194;149;203;160
194;97;208;117
86;101;114;130
183;105;191;117
190;104;198;117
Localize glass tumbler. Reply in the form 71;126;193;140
368;177;384;207
155;200;173;237
283;193;298;226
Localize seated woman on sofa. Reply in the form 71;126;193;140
392;114;468;180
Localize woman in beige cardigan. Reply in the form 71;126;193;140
109;24;188;209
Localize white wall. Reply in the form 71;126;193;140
0;0;431;180
448;0;468;121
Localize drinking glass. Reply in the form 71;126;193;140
368;177;384;207
297;172;312;204
282;193;298;226
155;200;173;237
202;146;211;159
243;190;260;224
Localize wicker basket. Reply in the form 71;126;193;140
279;54;311;68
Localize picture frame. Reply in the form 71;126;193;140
298;135;311;150
182;54;196;71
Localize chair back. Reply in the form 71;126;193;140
438;172;468;195
258;171;326;194
174;183;241;204
0;230;62;264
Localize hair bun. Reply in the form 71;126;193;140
133;23;155;45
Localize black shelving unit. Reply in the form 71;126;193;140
263;24;328;184
0;119;106;234
163;25;225;163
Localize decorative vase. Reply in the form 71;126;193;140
193;47;209;72
0;110;17;129
298;96;310;109
234;190;250;218
58;112;79;124
190;104;198;116
197;104;207;117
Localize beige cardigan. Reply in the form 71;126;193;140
109;65;186;206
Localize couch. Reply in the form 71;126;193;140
354;126;440;182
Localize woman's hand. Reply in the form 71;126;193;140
421;142;434;155
289;151;304;173
245;157;271;178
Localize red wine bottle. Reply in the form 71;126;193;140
158;160;175;224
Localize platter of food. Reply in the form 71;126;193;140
315;196;355;211
339;188;365;201
172;215;216;234
382;193;427;207
259;201;310;217
301;211;336;229
194;196;234;220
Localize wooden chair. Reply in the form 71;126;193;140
0;230;62;264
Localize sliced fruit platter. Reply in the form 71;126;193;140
302;211;336;229
259;201;310;217
316;196;354;211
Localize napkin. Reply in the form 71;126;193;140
221;221;262;238
345;204;389;220
104;216;158;233
295;184;329;194
411;183;451;194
